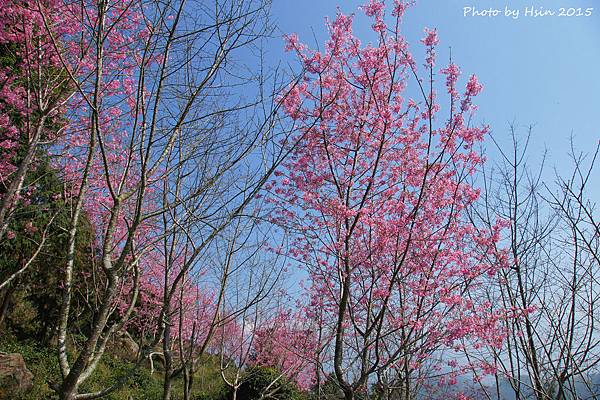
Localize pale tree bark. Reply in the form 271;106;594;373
32;0;302;398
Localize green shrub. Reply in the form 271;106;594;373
79;354;163;400
0;333;59;399
0;331;238;400
232;365;307;400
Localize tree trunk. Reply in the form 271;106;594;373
162;325;173;400
0;286;14;330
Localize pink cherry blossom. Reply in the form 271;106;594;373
270;1;510;395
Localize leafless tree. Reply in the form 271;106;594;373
156;193;288;400
31;0;303;398
467;127;600;400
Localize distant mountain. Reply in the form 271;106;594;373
456;374;600;399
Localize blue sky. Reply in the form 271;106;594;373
269;0;600;191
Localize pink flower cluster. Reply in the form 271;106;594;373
251;310;317;390
267;0;511;393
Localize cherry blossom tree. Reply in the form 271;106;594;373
217;297;310;399
44;1;161;398
1;1;558;400
269;1;509;399
23;0;296;398
0;0;76;288
250;308;317;391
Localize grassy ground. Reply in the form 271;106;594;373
0;332;229;400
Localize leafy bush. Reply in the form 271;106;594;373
232;365;307;400
0;332;59;399
0;333;165;400
0;330;239;399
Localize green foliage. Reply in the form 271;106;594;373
0;153;97;343
192;354;231;400
0;332;165;400
0;330;240;399
233;365;307;400
195;387;229;400
314;375;344;400
79;354;164;400
0;331;60;399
